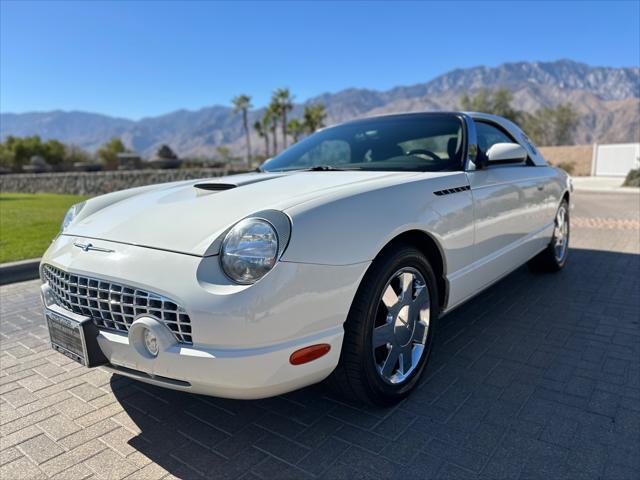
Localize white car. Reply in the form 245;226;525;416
40;112;571;405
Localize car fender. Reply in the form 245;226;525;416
282;174;474;274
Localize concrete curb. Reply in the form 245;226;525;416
571;176;640;194
573;187;640;194
0;258;41;286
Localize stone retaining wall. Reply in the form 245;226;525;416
0;168;243;195
0;147;596;196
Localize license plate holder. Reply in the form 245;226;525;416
45;308;107;367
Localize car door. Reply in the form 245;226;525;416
464;120;549;292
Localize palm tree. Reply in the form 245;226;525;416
231;94;253;166
303;104;327;134
267;104;279;154
287;118;304;143
254;120;269;157
273;88;294;149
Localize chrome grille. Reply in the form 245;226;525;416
42;264;192;344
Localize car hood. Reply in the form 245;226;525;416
64;170;437;256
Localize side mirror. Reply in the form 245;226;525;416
486;143;528;164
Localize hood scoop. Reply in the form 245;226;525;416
193;173;286;193
194;182;237;191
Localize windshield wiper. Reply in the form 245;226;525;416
304;165;360;171
264;165;362;173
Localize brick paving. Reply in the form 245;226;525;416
1;191;639;479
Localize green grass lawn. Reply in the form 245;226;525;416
0;193;90;263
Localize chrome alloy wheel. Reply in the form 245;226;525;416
553;205;569;262
372;267;430;384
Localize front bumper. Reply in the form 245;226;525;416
41;235;369;398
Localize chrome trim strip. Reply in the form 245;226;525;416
104;364;192;388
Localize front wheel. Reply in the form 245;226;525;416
328;244;439;406
528;199;570;272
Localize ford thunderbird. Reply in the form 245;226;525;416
40;112;571;405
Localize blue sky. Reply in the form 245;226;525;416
1;0;638;119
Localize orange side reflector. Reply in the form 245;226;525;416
289;344;331;365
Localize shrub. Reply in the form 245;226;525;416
556;161;575;175
623;168;640;187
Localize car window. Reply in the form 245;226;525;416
476;122;515;154
297;140;351;168
262;114;465;172
398;133;461;160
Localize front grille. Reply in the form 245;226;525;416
42;265;192;344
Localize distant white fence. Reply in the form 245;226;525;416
591;143;640;177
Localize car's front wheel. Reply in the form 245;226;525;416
328;243;439;406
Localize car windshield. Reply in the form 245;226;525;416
261;114;464;172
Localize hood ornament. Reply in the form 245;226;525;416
74;241;114;253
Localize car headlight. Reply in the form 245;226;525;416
61;202;86;232
221;218;279;284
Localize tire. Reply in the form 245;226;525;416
528;199;570;272
328;243;440;406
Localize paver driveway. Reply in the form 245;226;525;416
1;191;639;480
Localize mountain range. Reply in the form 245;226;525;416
1;60;639;158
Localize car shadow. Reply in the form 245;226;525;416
110;247;640;479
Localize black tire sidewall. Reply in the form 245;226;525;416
355;245;439;404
